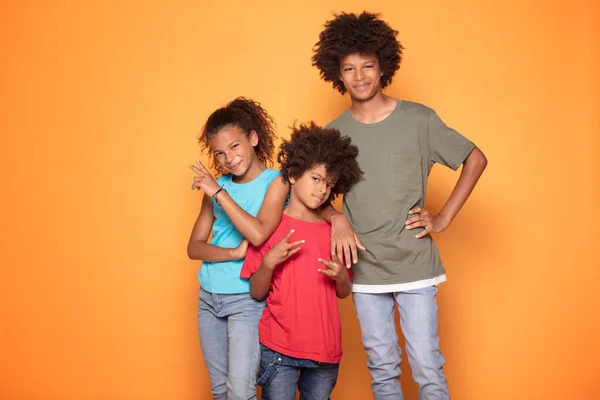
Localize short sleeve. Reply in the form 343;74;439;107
240;240;272;279
428;109;475;170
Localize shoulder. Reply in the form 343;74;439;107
398;100;434;118
325;110;350;130
263;168;282;183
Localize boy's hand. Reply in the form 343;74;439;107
405;208;451;238
317;253;350;283
262;230;304;270
189;159;221;197
330;213;365;269
231;239;249;260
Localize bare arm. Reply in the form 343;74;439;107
215;177;288;246
249;230;303;300
249;263;276;300
406;146;488;236
187;194;248;261
190;160;288;246
318;202;365;269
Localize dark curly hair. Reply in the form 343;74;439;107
199;97;277;175
312;11;404;94
278;122;363;199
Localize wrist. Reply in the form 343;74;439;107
330;212;346;223
437;212;453;228
212;186;227;205
261;260;277;271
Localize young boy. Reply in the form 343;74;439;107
240;122;363;400
312;12;488;400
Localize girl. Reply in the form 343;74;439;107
187;97;288;400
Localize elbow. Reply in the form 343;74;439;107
187;243;201;260
467;147;488;173
247;231;269;247
478;150;488;171
250;288;267;301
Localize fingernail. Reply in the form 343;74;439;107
353;259;357;263
302;240;305;243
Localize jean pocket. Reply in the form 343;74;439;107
256;363;278;388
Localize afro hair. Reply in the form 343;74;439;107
312;11;404;94
278;122;363;199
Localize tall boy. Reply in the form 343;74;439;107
312;12;488;400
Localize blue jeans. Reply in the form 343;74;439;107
198;289;265;400
257;344;339;400
353;286;449;400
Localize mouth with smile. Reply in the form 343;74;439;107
227;160;242;172
353;82;371;92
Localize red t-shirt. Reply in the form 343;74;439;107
240;214;346;364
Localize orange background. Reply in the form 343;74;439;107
1;1;599;399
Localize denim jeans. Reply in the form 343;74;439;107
198;289;265;400
353;286;449;400
257;344;339;400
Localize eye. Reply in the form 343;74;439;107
214;152;223;157
326;184;333;190
231;144;239;149
312;176;320;182
364;65;373;69
344;67;353;72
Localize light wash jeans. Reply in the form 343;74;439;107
353;286;449;400
198;289;265;400
257;344;339;400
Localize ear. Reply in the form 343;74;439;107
288;169;296;184
249;130;259;147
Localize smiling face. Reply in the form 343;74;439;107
339;52;384;102
289;164;337;210
207;125;259;177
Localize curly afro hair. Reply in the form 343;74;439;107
199;97;277;175
278;122;363;199
312;11;404;94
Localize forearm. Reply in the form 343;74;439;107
438;147;487;224
215;192;272;245
319;202;342;223
249;264;275;299
335;278;352;299
187;241;239;262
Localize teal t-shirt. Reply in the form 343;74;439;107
199;168;280;294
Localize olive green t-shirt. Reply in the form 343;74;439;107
327;100;475;290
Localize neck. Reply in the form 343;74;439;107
349;92;397;123
283;197;322;222
232;158;266;183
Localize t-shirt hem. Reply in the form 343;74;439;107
352;274;447;293
260;337;342;364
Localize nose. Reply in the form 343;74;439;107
224;150;234;164
355;69;364;81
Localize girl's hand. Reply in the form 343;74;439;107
189;159;221;197
262;230;304;270
231;239;249;260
